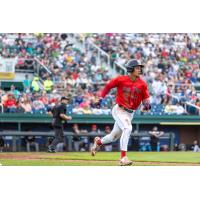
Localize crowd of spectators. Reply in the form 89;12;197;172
83;33;200;114
0;83;114;115
0;85;56;114
0;33;200;115
0;33;115;114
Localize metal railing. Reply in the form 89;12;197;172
85;38;110;67
185;102;200;115
34;57;52;79
14;57;52;77
14;57;52;90
69;34;126;76
113;61;126;75
166;93;200;115
34;58;52;90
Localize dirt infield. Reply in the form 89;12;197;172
1;152;200;166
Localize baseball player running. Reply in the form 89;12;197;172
91;59;151;166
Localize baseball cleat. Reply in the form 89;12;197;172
90;137;101;156
119;156;133;166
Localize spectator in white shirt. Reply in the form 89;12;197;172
191;140;200;152
175;102;187;115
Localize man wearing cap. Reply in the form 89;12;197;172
91;59;151;166
48;96;72;153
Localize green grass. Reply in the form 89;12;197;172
0;152;200;166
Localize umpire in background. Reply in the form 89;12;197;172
48;96;72;152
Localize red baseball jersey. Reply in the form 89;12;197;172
100;75;150;110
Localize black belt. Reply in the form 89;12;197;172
119;105;134;113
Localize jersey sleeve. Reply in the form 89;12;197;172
100;77;120;98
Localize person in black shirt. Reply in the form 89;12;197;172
0;136;5;152
72;124;88;152
149;126;164;151
47;96;72;152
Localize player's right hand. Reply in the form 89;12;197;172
94;97;103;108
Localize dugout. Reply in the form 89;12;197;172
0;130;175;152
1;113;192;152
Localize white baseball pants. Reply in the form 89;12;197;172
101;104;134;151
